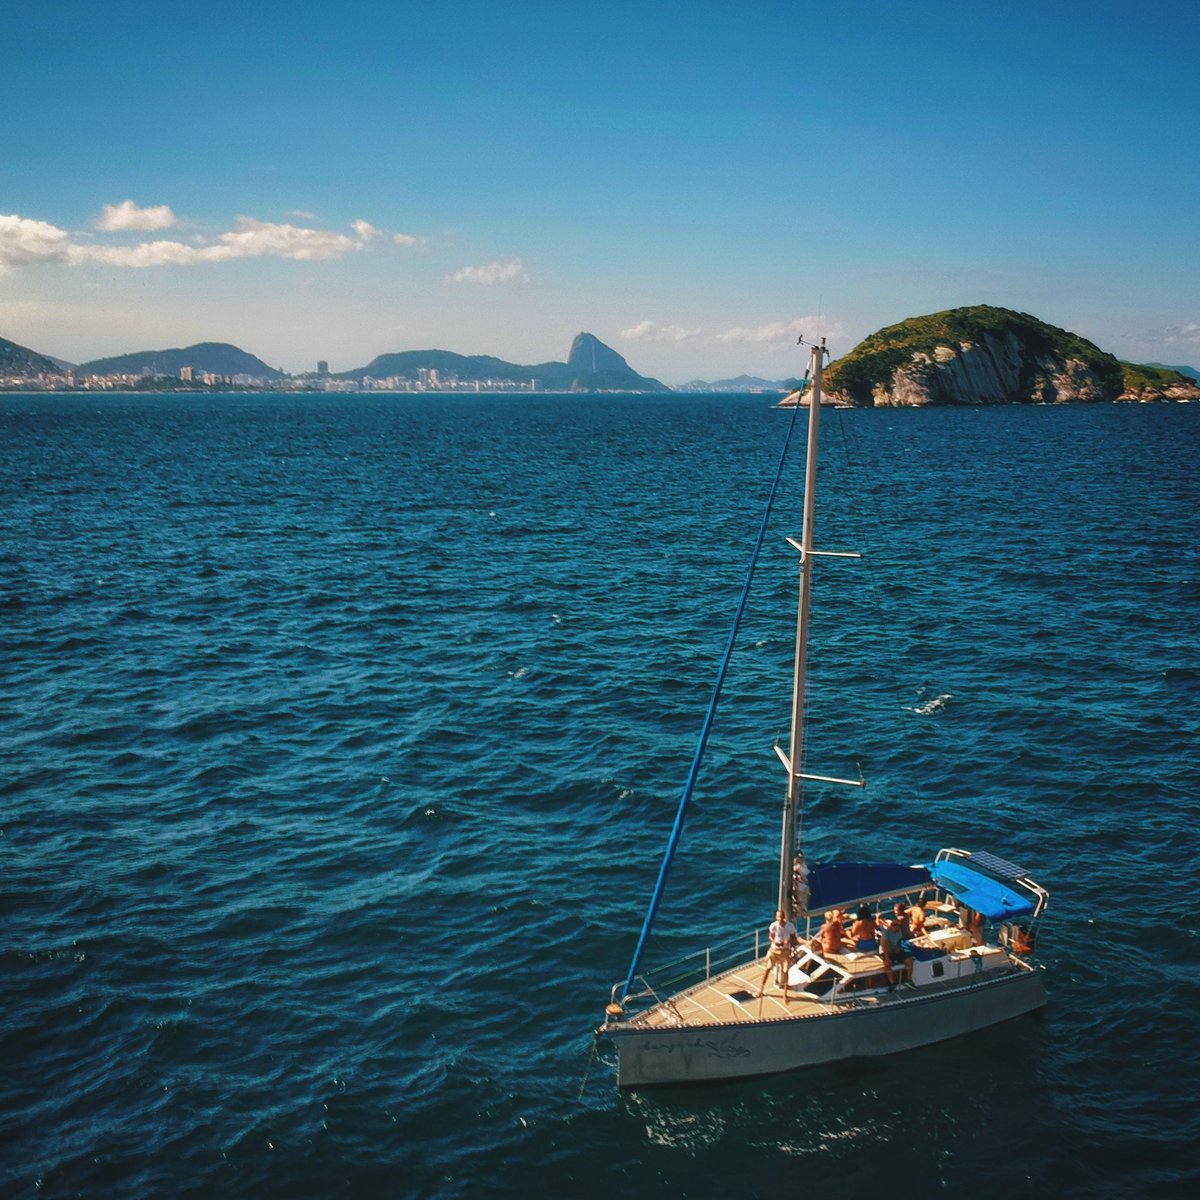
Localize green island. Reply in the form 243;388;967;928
820;305;1196;406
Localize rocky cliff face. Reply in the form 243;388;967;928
842;330;1119;407
563;332;666;391
815;306;1127;408
1118;379;1200;403
567;332;630;374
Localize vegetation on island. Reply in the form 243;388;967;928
0;334;62;377
77;342;284;380
824;305;1125;406
1118;361;1195;392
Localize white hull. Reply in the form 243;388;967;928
605;965;1046;1087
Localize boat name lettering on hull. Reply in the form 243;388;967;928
641;1033;750;1060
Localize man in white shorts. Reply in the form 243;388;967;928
758;909;798;1002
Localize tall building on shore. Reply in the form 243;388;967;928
317;360;329;377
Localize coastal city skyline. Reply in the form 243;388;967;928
2;0;1198;384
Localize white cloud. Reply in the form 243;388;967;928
718;318;807;344
1145;322;1200;346
448;259;526;285
716;316;847;347
620;320;700;343
0;211;378;270
393;232;426;248
97;200;177;231
0;214;74;269
203;216;374;262
83;240;208;267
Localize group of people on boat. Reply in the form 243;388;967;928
760;893;997;999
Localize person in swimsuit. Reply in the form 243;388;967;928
850;905;879;953
907;897;927;939
1011;924;1036;955
759;909;798;1001
814;910;847;956
849;905;894;986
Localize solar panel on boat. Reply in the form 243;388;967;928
965;850;1029;880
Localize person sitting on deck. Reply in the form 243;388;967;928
758;909;799;1001
907;896;928;939
1011;924;1036;955
814;910;848;956
851;906;895;985
850;905;879;953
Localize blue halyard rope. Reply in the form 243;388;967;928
620;387;806;1002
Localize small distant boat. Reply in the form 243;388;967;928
597;339;1048;1087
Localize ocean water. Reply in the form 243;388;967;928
2;392;1198;1199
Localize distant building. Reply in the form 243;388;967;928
180;366;193;382
317;360;329;377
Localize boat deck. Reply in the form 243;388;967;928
628;941;1022;1030
633;949;894;1028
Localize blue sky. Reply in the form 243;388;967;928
2;0;1197;382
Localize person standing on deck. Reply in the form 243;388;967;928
758;910;798;1002
878;907;906;984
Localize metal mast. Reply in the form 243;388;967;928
776;341;824;912
775;340;864;915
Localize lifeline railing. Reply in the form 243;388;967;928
610;924;771;1013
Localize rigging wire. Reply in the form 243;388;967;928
619;378;808;1003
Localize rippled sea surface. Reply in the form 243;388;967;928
3;393;1199;1198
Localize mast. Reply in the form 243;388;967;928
777;340;826;914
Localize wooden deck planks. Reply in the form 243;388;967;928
637;957;842;1029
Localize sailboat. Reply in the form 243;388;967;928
596;339;1048;1087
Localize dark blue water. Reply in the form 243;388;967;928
3;393;1198;1198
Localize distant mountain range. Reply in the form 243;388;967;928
2;331;665;392
1145;362;1200;385
1;335;63;377
75;342;285;380
343;332;665;391
3;323;1198;399
679;373;800;392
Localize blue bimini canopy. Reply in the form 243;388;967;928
806;861;932;914
929;858;1037;922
